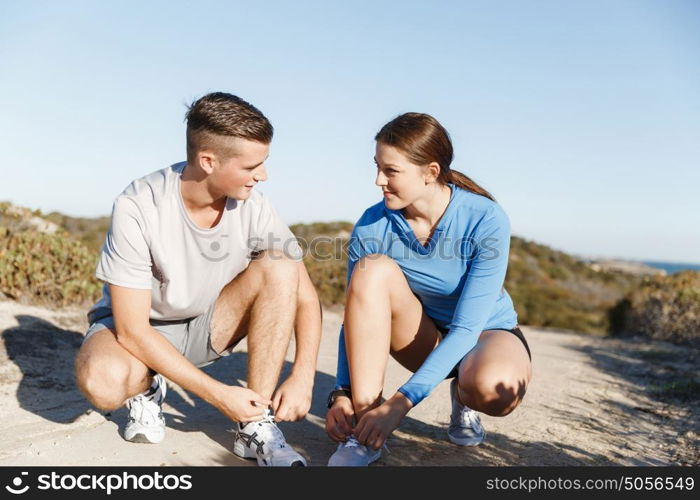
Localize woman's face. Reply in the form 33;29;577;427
374;142;429;210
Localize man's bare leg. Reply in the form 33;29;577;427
210;250;299;399
75;329;152;411
211;250;307;465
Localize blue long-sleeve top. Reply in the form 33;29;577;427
335;184;518;406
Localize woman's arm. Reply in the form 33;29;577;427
397;206;512;406
352;206;513;449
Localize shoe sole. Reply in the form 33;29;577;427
327;446;382;466
125;432;164;444
328;454;381;467
447;432;485;446
233;436;306;466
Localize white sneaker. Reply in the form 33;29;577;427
124;373;166;444
447;378;485;446
327;435;382;466
233;409;307;466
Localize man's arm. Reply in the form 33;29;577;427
271;261;322;421
291;261;322;380
110;284;270;422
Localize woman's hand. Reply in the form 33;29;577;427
325;396;354;442
353;392;413;450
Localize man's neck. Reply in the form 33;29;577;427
180;163;226;212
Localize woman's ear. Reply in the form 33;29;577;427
425;161;441;184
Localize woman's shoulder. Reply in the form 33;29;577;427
353;200;391;234
452;186;510;225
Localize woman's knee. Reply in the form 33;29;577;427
459;369;528;417
351;392;383;416
348;254;400;294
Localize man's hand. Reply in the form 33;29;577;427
353;392;413;450
271;374;313;422
213;385;272;423
325;396;354;442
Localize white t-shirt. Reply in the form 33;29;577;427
88;162;302;322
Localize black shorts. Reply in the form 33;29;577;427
437;324;532;379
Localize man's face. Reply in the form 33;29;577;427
210;138;269;200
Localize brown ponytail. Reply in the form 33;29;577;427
449;170;495;201
375;112;495;202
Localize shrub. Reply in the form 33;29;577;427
0;227;101;306
610;271;700;346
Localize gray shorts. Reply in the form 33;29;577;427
83;301;240;368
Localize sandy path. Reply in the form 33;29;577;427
0;300;696;466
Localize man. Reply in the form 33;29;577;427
75;92;321;466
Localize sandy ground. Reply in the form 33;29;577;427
0;299;697;466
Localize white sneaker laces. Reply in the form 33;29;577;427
127;394;162;426
343;435;390;453
343;436;361;448
460;407;483;433
253;411;287;449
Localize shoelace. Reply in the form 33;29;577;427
459;407;483;434
251;411;288;450
343;436;361;449
127;394;162;426
343;435;390;454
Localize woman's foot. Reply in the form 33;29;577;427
447;378;485;446
327;435;382;466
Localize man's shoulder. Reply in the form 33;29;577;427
112;162;185;211
238;189;283;220
120;162;184;197
241;188;272;208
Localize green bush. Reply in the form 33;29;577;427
43;211;110;253
610;271;700;346
0;201;662;339
290;223;351;307
505;237;641;334
0;226;101;306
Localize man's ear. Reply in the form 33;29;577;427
197;151;217;175
425;161;441;184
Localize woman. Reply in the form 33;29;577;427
325;113;532;466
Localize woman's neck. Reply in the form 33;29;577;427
402;183;452;226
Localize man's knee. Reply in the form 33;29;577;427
75;351;132;411
250;249;299;288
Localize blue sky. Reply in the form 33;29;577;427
1;0;698;263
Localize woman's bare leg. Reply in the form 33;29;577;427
344;254;440;421
345;254;532;422
456;329;532;416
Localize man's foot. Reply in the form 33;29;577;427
448;378;485;446
124;373;167;444
327;436;382;467
233;409;307;466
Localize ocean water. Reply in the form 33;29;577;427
642;260;700;275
